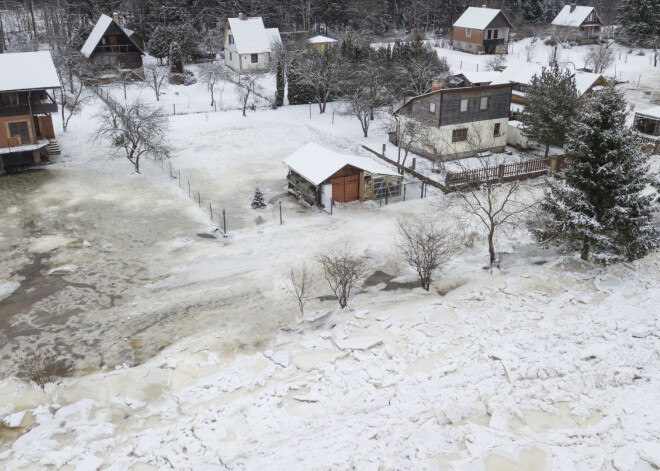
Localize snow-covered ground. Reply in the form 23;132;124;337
0;38;659;470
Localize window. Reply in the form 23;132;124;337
251;53;258;63
487;30;492;39
460;98;469;113
465;28;471;37
479;96;489;110
3;93;19;106
452;128;468;142
429;102;436;113
228;34;234;45
493;29;499;39
229;52;232;60
494;123;501;136
8;121;30;144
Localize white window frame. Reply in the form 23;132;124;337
479;96;489;111
460;98;469;113
465;28;471;37
429;102;436;113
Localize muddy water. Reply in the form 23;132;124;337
0;168;287;377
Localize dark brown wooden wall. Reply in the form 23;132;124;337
440;86;511;126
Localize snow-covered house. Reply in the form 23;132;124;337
0;51;61;174
394;84;512;160
551;5;603;45
222;14;281;72
283;143;402;207
634;106;660;153
307;35;336;53
452;7;512;55
80;13;144;72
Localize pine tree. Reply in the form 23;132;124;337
287;65;315;105
532;85;660;265
275;59;285;107
618;0;660;67
251;185;266;209
521;67;582;158
169;41;184;74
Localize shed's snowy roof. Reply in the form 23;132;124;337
552;5;597;27
458;71;500;84
227;17;280;54
81;14;114;57
637;106;660;120
453;7;508;30
307;35;336;44
0;51;61;92
573;71;605;96
283;143;400;186
492;64;603;97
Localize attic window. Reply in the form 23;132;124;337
228;34;234;45
466;28;471;37
429;102;436;113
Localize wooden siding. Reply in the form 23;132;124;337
397;85;512;128
0;114;36;148
485;13;512;29
89;21;143;69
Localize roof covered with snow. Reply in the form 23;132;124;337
637;106;660;120
283;143;400;186
552;5;598;27
0;51;61;92
457;71;501;85
307;35;336;44
81;14;114;57
491;64;604;97
227;17;280;54
453;7;510;30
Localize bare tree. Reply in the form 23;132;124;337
316;245;369;309
294;47;344;113
143;63;168;102
392;116;424;173
439;124;540;267
485;54;507;71
283;264;314;318
548;45;562;67
523;42;537;62
198;60;225;106
583;44;615;73
52;51;93;132
235;69;265;117
19;350;69;391
93;99;171;174
339;60;391;137
396;216;456;291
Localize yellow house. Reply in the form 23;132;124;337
307;35;336;52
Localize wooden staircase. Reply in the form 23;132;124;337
46;140;61;156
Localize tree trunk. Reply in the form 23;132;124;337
580;239;590;261
488;227;496;266
29;0;38;49
210;87;214;106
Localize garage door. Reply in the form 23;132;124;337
329;175;360;203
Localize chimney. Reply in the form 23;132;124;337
570;4;576;12
431;79;443;91
113;12;119;24
238;12;247;20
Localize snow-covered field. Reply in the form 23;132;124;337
0;38;659;470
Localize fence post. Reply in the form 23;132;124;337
198;190;201;207
412;157;416;171
309;103;312;119
222;209;226;234
421;182;424;198
188;180;191;197
330;199;333;215
279;201;282;224
382;143;386;155
498;164;505;180
332;111;335;125
174;104;176;115
403;184;406;201
209;202;213;220
178;170;181;187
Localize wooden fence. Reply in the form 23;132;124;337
639;135;660;153
445;155;564;189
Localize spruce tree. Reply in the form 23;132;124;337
275;59;285;107
251;186;266;209
532;85;660;265
521;67;582;158
169;41;184;74
148;26;170;65
618;0;659;67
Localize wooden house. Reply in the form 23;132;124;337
81;13;144;72
634;106;660;153
222;14;281;72
0;52;61;174
394;84;512;160
452;7;512;55
551;5;603;45
307;35;336;52
283;143;403;207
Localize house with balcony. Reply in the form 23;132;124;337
81;13;144;73
551;5;603;45
394;83;512;160
222;14;281;72
0;51;61;174
452;7;512;55
634;106;660;153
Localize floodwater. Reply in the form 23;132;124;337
0;167;291;377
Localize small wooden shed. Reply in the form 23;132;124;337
283;143;402;207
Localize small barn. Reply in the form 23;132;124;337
551;5;603;45
307;35;336;52
283;143;403;207
452;7;512;55
81;13;144;72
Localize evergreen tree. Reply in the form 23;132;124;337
251;186;266;209
287;65;315;105
275;59;285;107
521;68;582;158
532;85;660;265
148;26;170;65
618;0;660;67
169;41;183;74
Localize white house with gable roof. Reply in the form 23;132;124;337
222;14;281;72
